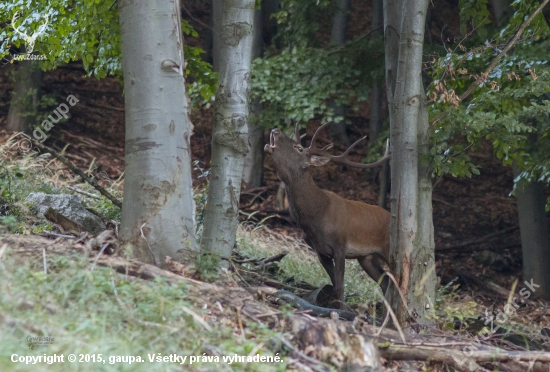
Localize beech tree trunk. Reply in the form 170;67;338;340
7;61;43;133
118;0;198;266
383;0;436;324
328;0;351;145
513;165;550;300
201;0;255;259
242;8;265;187
369;0;388;208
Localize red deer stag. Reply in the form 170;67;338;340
264;123;390;308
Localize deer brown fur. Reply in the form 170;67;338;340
264;124;390;309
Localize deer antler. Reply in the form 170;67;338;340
306;124;390;168
11;12;27;39
294;121;301;142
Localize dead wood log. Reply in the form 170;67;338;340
380;343;550;371
290;316;382;371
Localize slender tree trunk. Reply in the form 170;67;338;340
383;0;436;324
242;8;265;187
7;61;43;132
369;0;388;208
118;0;198;266
328;0;350;145
212;0;223;72
513;165;550;300
204;0;214;65
201;0;255;259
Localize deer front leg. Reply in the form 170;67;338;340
333;252;346;309
317;253;335;285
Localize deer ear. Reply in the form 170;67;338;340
308;155;331;167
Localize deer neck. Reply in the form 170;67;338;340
284;169;329;226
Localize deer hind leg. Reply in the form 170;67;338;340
358;254;389;294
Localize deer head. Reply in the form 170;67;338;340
11;11;49;54
264;122;390;183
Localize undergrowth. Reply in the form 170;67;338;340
236;226;383;306
0;252;288;372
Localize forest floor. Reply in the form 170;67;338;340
1;63;550;371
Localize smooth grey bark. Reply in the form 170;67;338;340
242;8;265;187
328;0;351;145
7;61;43;132
201;0;255;259
118;0;198;266
513;166;550;300
383;0;436;324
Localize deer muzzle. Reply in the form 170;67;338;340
264;129;280;154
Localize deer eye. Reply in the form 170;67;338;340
294;145;304;153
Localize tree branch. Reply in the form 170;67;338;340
31;140;122;208
430;0;550;127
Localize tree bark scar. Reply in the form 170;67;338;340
169;120;175;135
401;255;411;297
407;95;420;105
221;22;252;46
125;138;162;155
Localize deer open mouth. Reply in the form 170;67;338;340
264;130;278;154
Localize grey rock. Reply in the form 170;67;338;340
26;192;105;234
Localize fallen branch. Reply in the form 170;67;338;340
437;226;518;251
271;290;356;321
31;140;122;208
381;343;550;367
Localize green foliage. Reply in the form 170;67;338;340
0;215;19;232
89;195;121;221
434;278;478;330
427;0;550;201
194;252;221;282
251;46;374;131
0;1;216;102
458;0;491;38
251;0;384;133
0;165;24;204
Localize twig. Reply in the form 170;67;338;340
42;248;47;276
90;243;110;272
31;140;122;208
40;231;76;239
430;0;550;127
67;185;100;199
83;103;125;112
437;226;518;251
181;305;213;332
